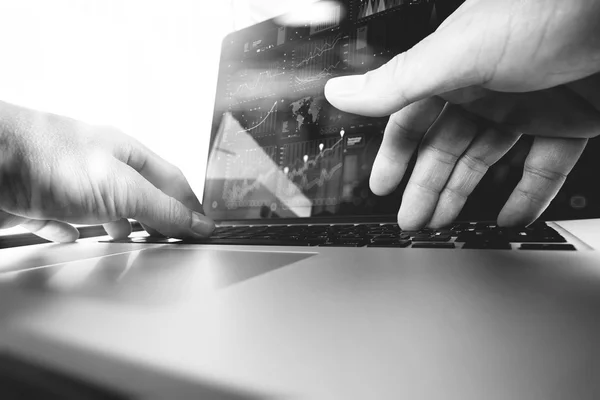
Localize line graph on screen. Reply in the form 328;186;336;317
279;137;344;205
293;34;348;90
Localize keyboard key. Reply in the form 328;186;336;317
338;234;365;239
432;234;452;242
412;234;434;241
334;239;369;246
475;222;497;229
462;241;511;250
455;231;487;242
413;234;451;242
368;233;398;238
277;235;304;240
519;244;576;251
412;242;456;249
319;242;367;247
306;239;329;246
401;231;420;237
367;240;411;248
510;235;566;243
371;237;404;243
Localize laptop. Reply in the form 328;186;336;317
1;1;599;399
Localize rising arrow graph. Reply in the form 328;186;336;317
235;101;278;135
281;138;344;195
295;34;343;68
233;70;285;95
295;61;341;84
284;163;343;193
285;138;343;173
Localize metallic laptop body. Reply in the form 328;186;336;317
1;1;599;399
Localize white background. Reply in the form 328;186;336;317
0;0;317;197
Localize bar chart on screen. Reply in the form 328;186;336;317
356;0;407;20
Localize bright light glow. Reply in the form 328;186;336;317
0;0;234;200
0;0;319;233
277;1;344;27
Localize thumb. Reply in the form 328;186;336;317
325;40;488;116
324;24;498;117
324;0;600;116
118;163;215;239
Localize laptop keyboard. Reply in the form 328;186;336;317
105;222;576;251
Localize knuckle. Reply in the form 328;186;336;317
409;180;441;196
422;144;460;166
95;125;134;160
523;163;567;183
460;153;491;175
443;185;469;201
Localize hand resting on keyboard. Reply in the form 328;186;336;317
0;102;215;243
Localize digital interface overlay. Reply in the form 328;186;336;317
204;0;600;222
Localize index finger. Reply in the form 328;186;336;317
100;127;204;214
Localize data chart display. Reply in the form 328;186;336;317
205;0;434;220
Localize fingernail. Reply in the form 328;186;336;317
191;212;215;237
325;75;366;98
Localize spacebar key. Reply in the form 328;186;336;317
183;238;310;246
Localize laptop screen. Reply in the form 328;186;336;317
204;0;435;222
203;0;600;223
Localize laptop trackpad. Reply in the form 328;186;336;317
1;248;314;305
